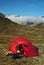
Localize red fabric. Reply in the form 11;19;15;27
22;44;38;57
8;37;38;57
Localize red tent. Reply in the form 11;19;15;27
8;37;38;57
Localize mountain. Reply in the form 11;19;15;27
0;13;44;35
6;15;44;26
0;13;23;35
0;13;5;17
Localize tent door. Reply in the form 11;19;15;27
16;44;24;54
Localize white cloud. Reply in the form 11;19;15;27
6;15;44;26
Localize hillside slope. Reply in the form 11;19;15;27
0;13;5;17
0;15;23;35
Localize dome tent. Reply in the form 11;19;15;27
8;37;38;57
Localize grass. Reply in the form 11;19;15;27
0;26;44;65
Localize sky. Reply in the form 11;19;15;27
0;0;44;16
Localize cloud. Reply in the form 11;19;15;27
6;15;44;26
